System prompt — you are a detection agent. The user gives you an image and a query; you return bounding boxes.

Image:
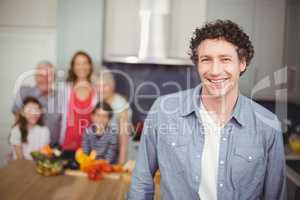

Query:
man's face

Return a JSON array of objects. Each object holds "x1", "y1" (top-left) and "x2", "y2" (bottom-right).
[
  {"x1": 196, "y1": 38, "x2": 246, "y2": 98},
  {"x1": 35, "y1": 64, "x2": 54, "y2": 94}
]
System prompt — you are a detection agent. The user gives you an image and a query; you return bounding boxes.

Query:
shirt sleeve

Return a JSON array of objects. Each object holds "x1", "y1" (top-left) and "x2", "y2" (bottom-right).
[
  {"x1": 104, "y1": 130, "x2": 118, "y2": 164},
  {"x1": 11, "y1": 86, "x2": 30, "y2": 114},
  {"x1": 113, "y1": 95, "x2": 129, "y2": 114},
  {"x1": 81, "y1": 128, "x2": 91, "y2": 154},
  {"x1": 9, "y1": 127, "x2": 21, "y2": 146},
  {"x1": 263, "y1": 121, "x2": 287, "y2": 200},
  {"x1": 127, "y1": 98, "x2": 159, "y2": 200}
]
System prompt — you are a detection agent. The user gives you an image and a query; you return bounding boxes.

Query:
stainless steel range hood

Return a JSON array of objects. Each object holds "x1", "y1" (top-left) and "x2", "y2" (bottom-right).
[{"x1": 104, "y1": 0, "x2": 192, "y2": 66}]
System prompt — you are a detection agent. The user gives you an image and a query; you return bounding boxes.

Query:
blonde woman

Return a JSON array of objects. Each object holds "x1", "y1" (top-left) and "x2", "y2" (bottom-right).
[{"x1": 93, "y1": 68, "x2": 132, "y2": 164}]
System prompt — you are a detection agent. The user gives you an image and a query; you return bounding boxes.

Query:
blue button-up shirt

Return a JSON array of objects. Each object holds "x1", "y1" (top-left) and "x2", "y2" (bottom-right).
[{"x1": 128, "y1": 85, "x2": 286, "y2": 200}]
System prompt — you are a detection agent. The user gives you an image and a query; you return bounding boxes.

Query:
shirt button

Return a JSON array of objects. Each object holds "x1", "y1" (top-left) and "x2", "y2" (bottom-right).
[
  {"x1": 248, "y1": 156, "x2": 253, "y2": 160},
  {"x1": 220, "y1": 160, "x2": 225, "y2": 165},
  {"x1": 219, "y1": 183, "x2": 224, "y2": 188},
  {"x1": 222, "y1": 137, "x2": 227, "y2": 141},
  {"x1": 171, "y1": 142, "x2": 176, "y2": 146}
]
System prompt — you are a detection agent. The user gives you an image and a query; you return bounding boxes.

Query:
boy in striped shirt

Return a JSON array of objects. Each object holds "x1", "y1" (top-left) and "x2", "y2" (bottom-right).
[{"x1": 82, "y1": 102, "x2": 118, "y2": 164}]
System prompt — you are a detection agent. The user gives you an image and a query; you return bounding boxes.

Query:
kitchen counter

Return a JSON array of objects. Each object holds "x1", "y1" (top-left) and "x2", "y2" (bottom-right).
[
  {"x1": 285, "y1": 145, "x2": 300, "y2": 188},
  {"x1": 0, "y1": 160, "x2": 130, "y2": 200}
]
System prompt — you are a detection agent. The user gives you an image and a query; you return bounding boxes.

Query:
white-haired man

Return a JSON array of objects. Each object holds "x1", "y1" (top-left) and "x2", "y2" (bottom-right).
[{"x1": 12, "y1": 60, "x2": 61, "y2": 146}]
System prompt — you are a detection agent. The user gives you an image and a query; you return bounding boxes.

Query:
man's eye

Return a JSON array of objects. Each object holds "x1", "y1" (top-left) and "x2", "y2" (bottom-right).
[
  {"x1": 222, "y1": 58, "x2": 231, "y2": 62},
  {"x1": 200, "y1": 59, "x2": 209, "y2": 62}
]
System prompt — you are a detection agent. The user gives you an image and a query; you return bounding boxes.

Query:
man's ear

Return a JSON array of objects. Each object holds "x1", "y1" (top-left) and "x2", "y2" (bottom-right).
[{"x1": 239, "y1": 58, "x2": 247, "y2": 73}]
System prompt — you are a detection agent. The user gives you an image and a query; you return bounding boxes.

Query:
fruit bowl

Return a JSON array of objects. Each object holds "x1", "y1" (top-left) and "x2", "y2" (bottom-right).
[
  {"x1": 34, "y1": 156, "x2": 64, "y2": 176},
  {"x1": 31, "y1": 146, "x2": 65, "y2": 176}
]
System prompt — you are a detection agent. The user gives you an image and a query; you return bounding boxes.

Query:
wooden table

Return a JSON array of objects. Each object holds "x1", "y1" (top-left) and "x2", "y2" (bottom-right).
[
  {"x1": 0, "y1": 160, "x2": 131, "y2": 200},
  {"x1": 285, "y1": 145, "x2": 300, "y2": 188}
]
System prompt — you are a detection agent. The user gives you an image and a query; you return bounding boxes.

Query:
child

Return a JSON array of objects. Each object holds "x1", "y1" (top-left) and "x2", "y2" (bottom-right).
[
  {"x1": 10, "y1": 97, "x2": 50, "y2": 160},
  {"x1": 81, "y1": 101, "x2": 118, "y2": 164}
]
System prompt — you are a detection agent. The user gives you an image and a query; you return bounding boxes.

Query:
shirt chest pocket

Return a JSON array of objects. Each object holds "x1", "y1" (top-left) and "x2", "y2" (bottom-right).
[
  {"x1": 230, "y1": 147, "x2": 266, "y2": 188},
  {"x1": 159, "y1": 135, "x2": 190, "y2": 174}
]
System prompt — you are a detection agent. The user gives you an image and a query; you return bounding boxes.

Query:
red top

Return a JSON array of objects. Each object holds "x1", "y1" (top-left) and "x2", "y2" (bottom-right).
[{"x1": 62, "y1": 89, "x2": 94, "y2": 151}]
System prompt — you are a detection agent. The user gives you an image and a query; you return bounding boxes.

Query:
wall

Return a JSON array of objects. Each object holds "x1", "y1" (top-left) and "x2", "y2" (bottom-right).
[
  {"x1": 284, "y1": 0, "x2": 300, "y2": 104},
  {"x1": 56, "y1": 0, "x2": 105, "y2": 70},
  {"x1": 207, "y1": 0, "x2": 287, "y2": 102},
  {"x1": 0, "y1": 0, "x2": 57, "y2": 166}
]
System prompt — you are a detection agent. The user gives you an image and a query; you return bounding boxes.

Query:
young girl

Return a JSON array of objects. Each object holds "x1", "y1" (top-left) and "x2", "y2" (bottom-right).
[
  {"x1": 10, "y1": 97, "x2": 50, "y2": 160},
  {"x1": 81, "y1": 102, "x2": 118, "y2": 164}
]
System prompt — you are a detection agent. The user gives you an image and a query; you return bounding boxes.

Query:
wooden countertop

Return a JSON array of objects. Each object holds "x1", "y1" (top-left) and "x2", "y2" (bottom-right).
[
  {"x1": 285, "y1": 145, "x2": 300, "y2": 187},
  {"x1": 0, "y1": 160, "x2": 131, "y2": 200}
]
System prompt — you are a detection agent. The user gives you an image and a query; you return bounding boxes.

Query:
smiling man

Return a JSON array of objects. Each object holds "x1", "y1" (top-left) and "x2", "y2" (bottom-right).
[{"x1": 128, "y1": 20, "x2": 286, "y2": 200}]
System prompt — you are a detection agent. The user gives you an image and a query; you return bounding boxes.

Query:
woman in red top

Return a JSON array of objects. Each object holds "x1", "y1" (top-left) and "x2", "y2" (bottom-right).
[{"x1": 60, "y1": 51, "x2": 97, "y2": 153}]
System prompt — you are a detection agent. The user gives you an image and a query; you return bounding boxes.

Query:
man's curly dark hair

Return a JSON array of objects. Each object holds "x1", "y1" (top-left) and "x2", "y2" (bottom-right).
[{"x1": 189, "y1": 19, "x2": 254, "y2": 75}]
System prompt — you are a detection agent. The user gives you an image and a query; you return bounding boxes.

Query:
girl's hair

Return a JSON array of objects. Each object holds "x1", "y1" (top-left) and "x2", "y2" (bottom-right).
[
  {"x1": 92, "y1": 101, "x2": 113, "y2": 119},
  {"x1": 66, "y1": 51, "x2": 94, "y2": 83},
  {"x1": 15, "y1": 97, "x2": 43, "y2": 143}
]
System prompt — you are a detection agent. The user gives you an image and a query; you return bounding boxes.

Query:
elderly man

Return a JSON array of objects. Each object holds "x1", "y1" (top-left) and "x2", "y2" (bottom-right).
[{"x1": 12, "y1": 60, "x2": 61, "y2": 146}]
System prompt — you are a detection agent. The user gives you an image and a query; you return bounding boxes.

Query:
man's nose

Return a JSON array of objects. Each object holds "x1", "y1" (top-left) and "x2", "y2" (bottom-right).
[{"x1": 210, "y1": 60, "x2": 222, "y2": 75}]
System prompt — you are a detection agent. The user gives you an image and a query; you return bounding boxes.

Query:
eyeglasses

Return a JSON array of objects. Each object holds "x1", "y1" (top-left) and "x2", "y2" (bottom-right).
[{"x1": 23, "y1": 107, "x2": 42, "y2": 115}]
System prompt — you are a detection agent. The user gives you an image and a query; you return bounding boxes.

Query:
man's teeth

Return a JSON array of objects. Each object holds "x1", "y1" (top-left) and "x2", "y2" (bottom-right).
[{"x1": 209, "y1": 79, "x2": 227, "y2": 83}]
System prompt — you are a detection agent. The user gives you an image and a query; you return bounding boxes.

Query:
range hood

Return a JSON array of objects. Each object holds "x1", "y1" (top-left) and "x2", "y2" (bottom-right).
[{"x1": 104, "y1": 0, "x2": 192, "y2": 66}]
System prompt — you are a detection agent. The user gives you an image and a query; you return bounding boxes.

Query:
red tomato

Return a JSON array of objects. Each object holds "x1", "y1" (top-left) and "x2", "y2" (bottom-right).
[{"x1": 100, "y1": 163, "x2": 113, "y2": 173}]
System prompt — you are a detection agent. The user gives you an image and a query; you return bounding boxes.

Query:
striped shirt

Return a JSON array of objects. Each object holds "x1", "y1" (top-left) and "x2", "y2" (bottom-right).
[{"x1": 81, "y1": 125, "x2": 118, "y2": 164}]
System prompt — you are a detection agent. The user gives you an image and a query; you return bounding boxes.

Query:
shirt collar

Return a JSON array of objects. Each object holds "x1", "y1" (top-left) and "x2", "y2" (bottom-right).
[
  {"x1": 179, "y1": 84, "x2": 202, "y2": 117},
  {"x1": 180, "y1": 84, "x2": 246, "y2": 127},
  {"x1": 35, "y1": 86, "x2": 55, "y2": 98},
  {"x1": 231, "y1": 94, "x2": 246, "y2": 127}
]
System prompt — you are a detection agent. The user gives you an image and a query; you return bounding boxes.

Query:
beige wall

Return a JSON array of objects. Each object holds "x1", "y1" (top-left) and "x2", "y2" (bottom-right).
[
  {"x1": 0, "y1": 0, "x2": 57, "y2": 166},
  {"x1": 56, "y1": 0, "x2": 105, "y2": 70},
  {"x1": 284, "y1": 0, "x2": 300, "y2": 104}
]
